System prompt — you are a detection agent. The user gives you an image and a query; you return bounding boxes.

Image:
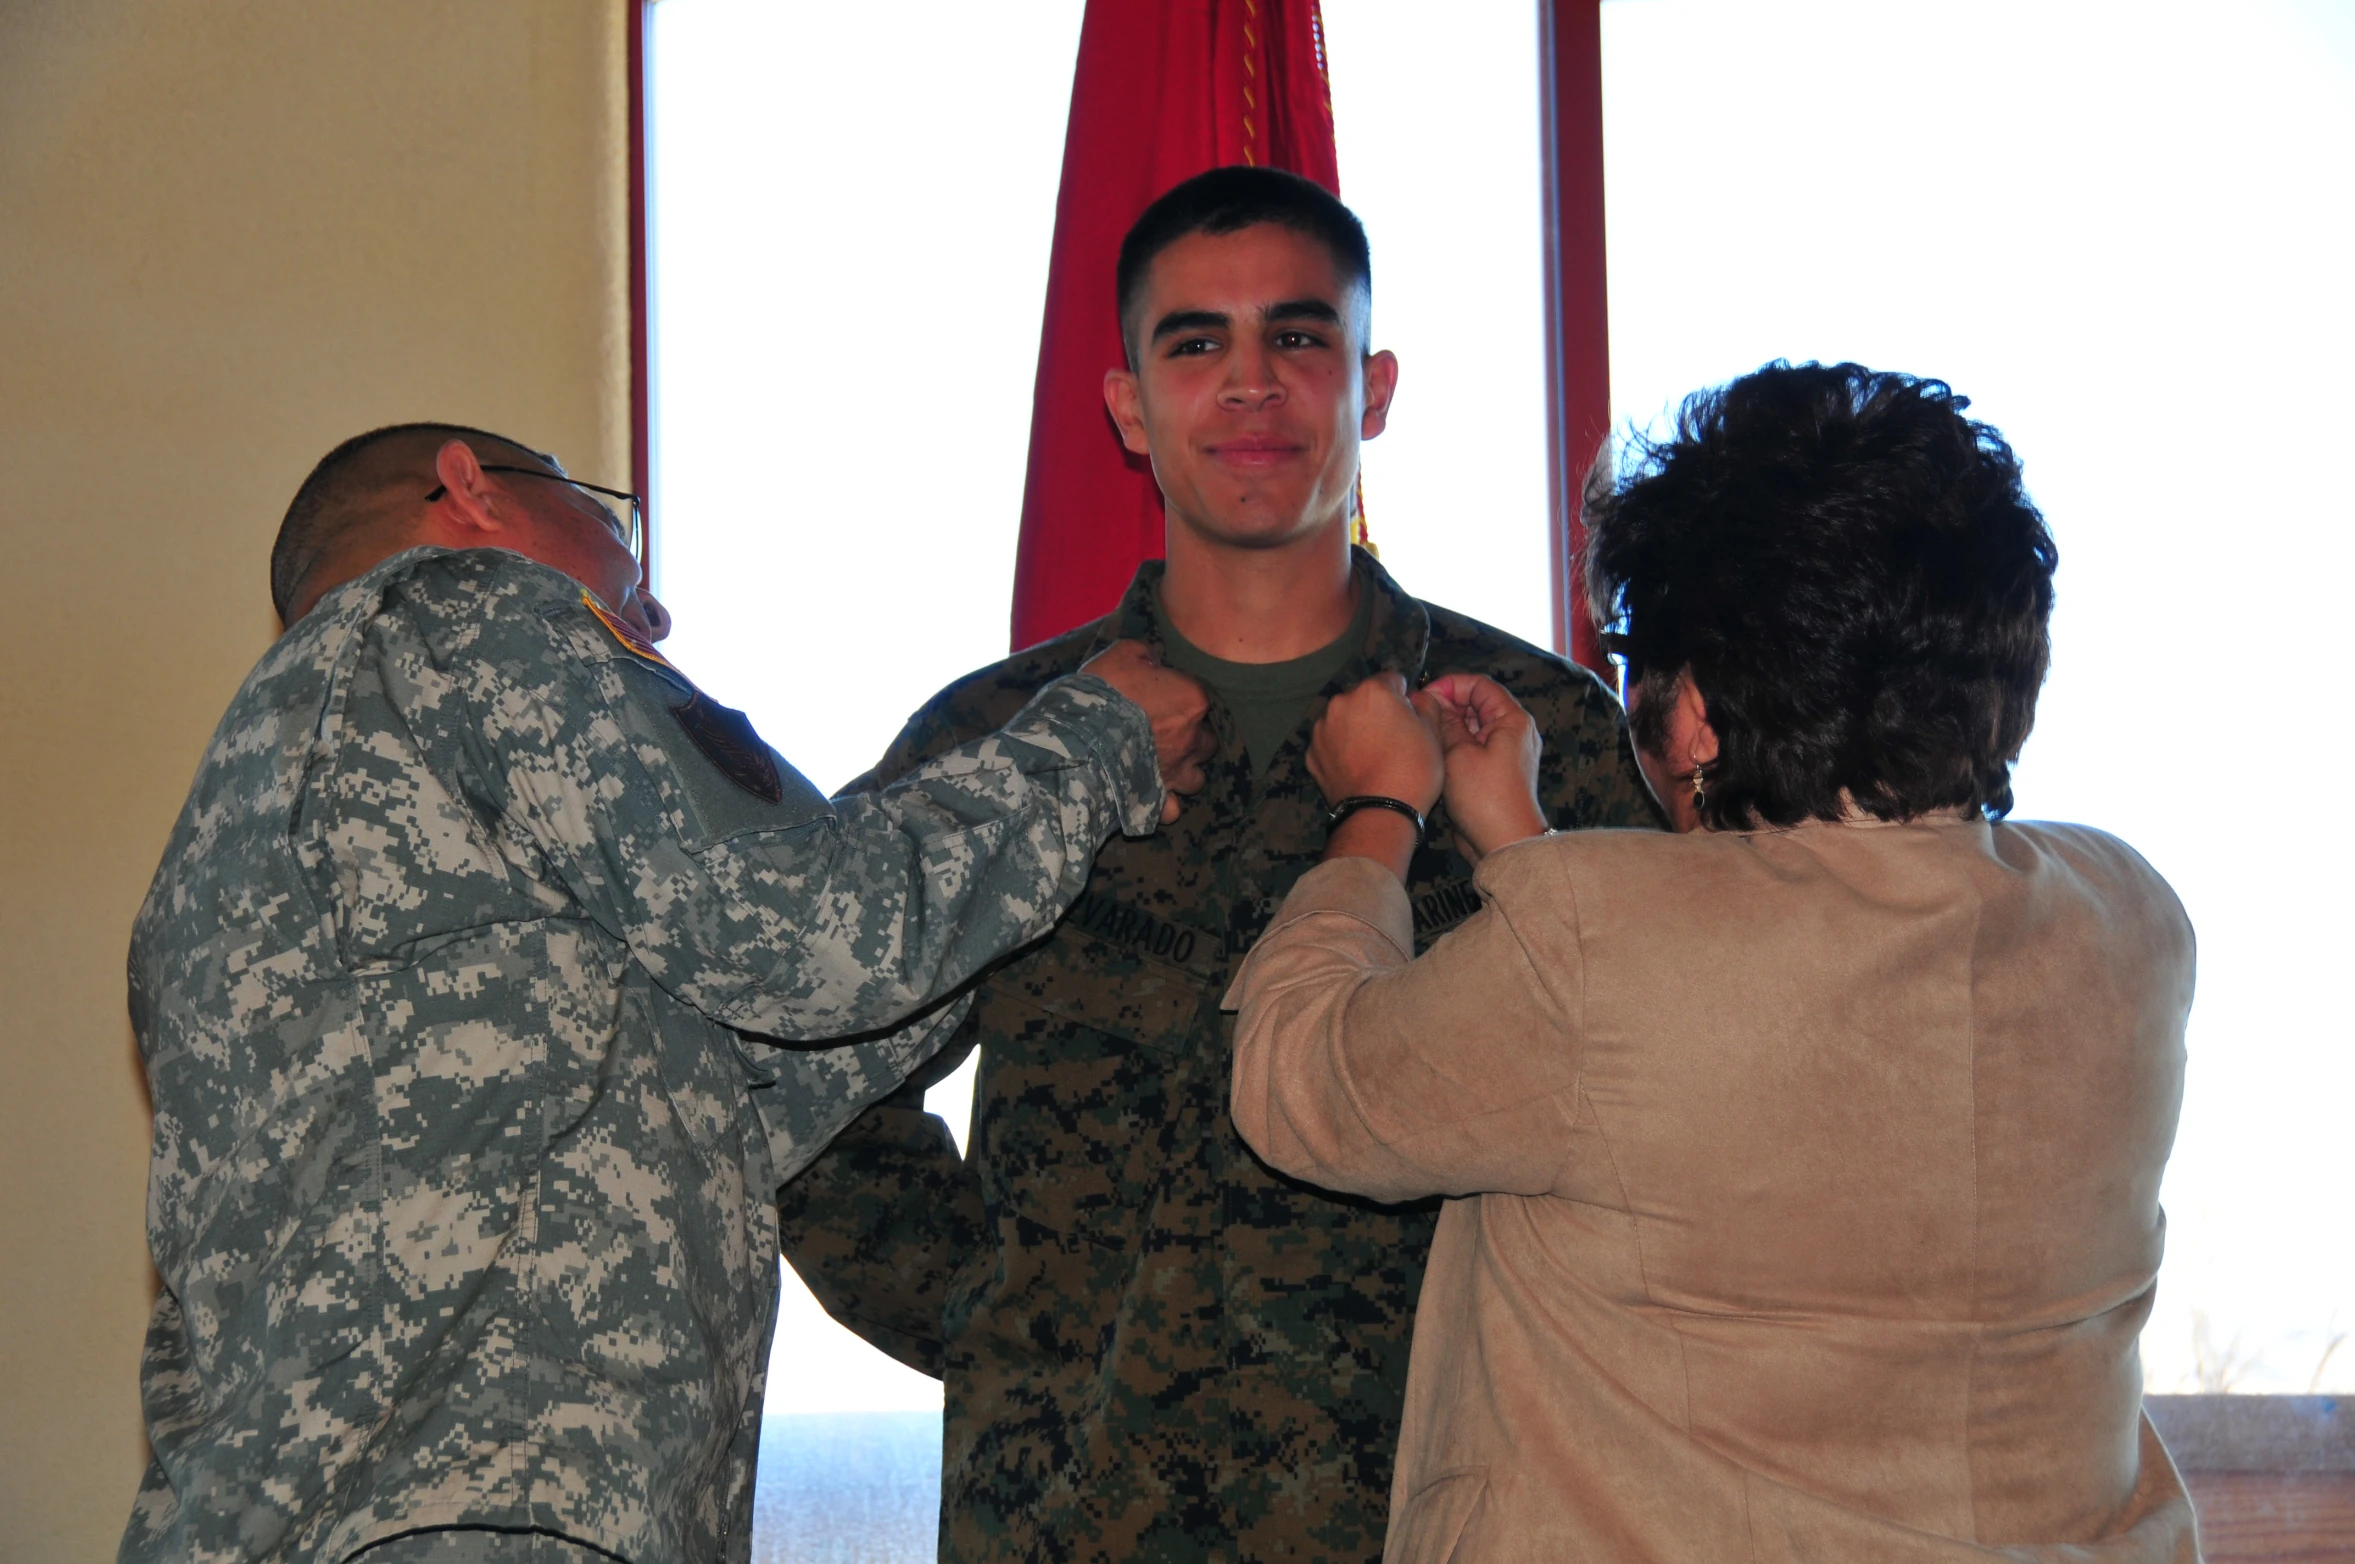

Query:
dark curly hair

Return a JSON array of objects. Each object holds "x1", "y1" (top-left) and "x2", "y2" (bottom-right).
[{"x1": 1583, "y1": 361, "x2": 2057, "y2": 828}]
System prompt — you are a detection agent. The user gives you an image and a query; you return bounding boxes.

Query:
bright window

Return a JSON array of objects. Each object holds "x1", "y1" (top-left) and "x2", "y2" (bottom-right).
[
  {"x1": 648, "y1": 0, "x2": 1087, "y2": 1430},
  {"x1": 1602, "y1": 0, "x2": 2355, "y2": 1392},
  {"x1": 1322, "y1": 2, "x2": 1553, "y2": 646}
]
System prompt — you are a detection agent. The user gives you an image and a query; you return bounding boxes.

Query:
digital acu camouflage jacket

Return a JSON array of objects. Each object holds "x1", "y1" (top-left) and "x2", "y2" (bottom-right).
[
  {"x1": 125, "y1": 548, "x2": 1162, "y2": 1564},
  {"x1": 777, "y1": 551, "x2": 1659, "y2": 1563}
]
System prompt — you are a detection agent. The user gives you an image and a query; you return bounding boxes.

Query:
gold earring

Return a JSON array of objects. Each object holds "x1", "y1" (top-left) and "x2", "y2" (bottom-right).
[{"x1": 1690, "y1": 762, "x2": 1706, "y2": 812}]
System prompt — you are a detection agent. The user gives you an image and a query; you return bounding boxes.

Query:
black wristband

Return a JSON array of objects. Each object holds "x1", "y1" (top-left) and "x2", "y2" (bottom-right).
[{"x1": 1324, "y1": 795, "x2": 1427, "y2": 842}]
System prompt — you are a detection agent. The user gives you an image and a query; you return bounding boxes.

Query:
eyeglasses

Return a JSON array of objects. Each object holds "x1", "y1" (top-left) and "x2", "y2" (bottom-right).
[{"x1": 426, "y1": 465, "x2": 644, "y2": 565}]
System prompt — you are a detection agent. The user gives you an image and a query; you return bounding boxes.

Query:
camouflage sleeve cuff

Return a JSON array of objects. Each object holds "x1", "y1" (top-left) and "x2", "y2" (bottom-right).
[{"x1": 1012, "y1": 670, "x2": 1166, "y2": 839}]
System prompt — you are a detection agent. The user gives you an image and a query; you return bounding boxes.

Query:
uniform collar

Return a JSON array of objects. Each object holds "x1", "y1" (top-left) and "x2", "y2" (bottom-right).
[{"x1": 1089, "y1": 545, "x2": 1432, "y2": 688}]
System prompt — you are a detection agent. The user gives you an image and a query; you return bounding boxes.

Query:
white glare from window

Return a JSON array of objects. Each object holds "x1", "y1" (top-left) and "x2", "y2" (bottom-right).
[
  {"x1": 649, "y1": 0, "x2": 1087, "y2": 1431},
  {"x1": 1602, "y1": 0, "x2": 2355, "y2": 1392},
  {"x1": 1322, "y1": 1, "x2": 1553, "y2": 648}
]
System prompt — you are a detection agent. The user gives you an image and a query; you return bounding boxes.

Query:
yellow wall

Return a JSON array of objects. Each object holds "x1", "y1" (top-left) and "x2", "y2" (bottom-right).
[{"x1": 0, "y1": 4, "x2": 630, "y2": 1555}]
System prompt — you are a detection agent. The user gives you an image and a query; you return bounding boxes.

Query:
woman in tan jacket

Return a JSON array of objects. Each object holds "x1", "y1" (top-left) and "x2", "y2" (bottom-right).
[{"x1": 1227, "y1": 363, "x2": 2198, "y2": 1562}]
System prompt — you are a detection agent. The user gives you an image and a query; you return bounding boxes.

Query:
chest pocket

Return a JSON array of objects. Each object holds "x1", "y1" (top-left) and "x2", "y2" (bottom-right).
[{"x1": 973, "y1": 909, "x2": 1220, "y2": 1250}]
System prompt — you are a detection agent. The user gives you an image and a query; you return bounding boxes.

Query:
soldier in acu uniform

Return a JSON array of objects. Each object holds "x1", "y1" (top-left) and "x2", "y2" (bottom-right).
[
  {"x1": 777, "y1": 169, "x2": 1660, "y2": 1562},
  {"x1": 124, "y1": 423, "x2": 1211, "y2": 1564}
]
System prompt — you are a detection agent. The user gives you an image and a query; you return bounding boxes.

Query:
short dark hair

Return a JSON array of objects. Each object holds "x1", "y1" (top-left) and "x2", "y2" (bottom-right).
[
  {"x1": 1115, "y1": 165, "x2": 1372, "y2": 365},
  {"x1": 1584, "y1": 361, "x2": 2058, "y2": 827},
  {"x1": 271, "y1": 421, "x2": 543, "y2": 623}
]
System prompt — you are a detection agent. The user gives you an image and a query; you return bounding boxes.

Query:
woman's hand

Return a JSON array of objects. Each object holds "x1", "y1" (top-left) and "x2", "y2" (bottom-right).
[
  {"x1": 1308, "y1": 672, "x2": 1445, "y2": 812},
  {"x1": 1308, "y1": 673, "x2": 1444, "y2": 882},
  {"x1": 1415, "y1": 673, "x2": 1547, "y2": 864}
]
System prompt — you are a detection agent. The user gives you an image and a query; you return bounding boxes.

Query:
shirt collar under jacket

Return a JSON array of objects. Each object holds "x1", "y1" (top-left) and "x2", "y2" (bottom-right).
[{"x1": 1085, "y1": 544, "x2": 1434, "y2": 695}]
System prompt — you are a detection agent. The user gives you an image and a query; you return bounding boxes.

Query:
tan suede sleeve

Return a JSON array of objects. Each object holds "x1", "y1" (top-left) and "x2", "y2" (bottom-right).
[{"x1": 1225, "y1": 844, "x2": 1586, "y2": 1203}]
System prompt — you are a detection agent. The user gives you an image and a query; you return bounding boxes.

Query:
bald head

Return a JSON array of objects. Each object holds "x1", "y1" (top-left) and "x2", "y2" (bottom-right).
[{"x1": 271, "y1": 422, "x2": 550, "y2": 624}]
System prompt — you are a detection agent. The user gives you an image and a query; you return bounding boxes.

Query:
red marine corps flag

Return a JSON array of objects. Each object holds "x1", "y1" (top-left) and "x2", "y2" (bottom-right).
[{"x1": 1009, "y1": 0, "x2": 1343, "y2": 651}]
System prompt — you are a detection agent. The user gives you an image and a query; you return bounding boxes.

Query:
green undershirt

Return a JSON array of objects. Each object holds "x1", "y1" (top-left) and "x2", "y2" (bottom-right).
[{"x1": 1159, "y1": 586, "x2": 1374, "y2": 780}]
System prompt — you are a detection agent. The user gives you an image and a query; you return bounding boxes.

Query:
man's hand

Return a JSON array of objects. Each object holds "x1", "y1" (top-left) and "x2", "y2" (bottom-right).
[
  {"x1": 1413, "y1": 673, "x2": 1547, "y2": 863},
  {"x1": 1083, "y1": 640, "x2": 1214, "y2": 824}
]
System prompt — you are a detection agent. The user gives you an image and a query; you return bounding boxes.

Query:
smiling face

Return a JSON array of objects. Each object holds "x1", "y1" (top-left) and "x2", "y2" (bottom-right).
[{"x1": 1104, "y1": 223, "x2": 1397, "y2": 555}]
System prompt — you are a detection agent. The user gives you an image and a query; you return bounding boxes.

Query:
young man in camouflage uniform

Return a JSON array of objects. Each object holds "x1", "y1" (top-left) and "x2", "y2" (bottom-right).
[
  {"x1": 777, "y1": 168, "x2": 1659, "y2": 1561},
  {"x1": 125, "y1": 423, "x2": 1211, "y2": 1564}
]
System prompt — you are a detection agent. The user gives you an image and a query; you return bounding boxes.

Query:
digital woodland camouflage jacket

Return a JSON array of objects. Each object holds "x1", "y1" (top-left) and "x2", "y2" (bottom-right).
[
  {"x1": 778, "y1": 552, "x2": 1660, "y2": 1563},
  {"x1": 124, "y1": 548, "x2": 1163, "y2": 1564}
]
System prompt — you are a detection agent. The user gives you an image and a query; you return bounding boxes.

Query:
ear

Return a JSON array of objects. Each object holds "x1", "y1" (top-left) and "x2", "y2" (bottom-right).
[
  {"x1": 427, "y1": 439, "x2": 514, "y2": 540},
  {"x1": 1104, "y1": 368, "x2": 1151, "y2": 457},
  {"x1": 1681, "y1": 676, "x2": 1720, "y2": 767},
  {"x1": 1360, "y1": 349, "x2": 1399, "y2": 441}
]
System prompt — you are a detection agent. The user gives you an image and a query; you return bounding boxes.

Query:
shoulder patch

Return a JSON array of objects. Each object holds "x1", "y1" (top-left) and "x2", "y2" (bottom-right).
[
  {"x1": 581, "y1": 589, "x2": 683, "y2": 675},
  {"x1": 581, "y1": 590, "x2": 784, "y2": 805},
  {"x1": 672, "y1": 690, "x2": 785, "y2": 804}
]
